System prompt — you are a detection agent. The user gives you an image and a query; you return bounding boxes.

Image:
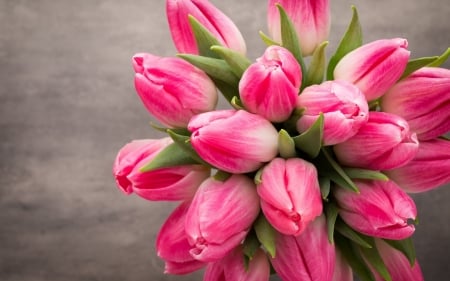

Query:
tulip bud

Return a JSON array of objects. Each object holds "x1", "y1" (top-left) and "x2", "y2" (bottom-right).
[
  {"x1": 166, "y1": 0, "x2": 246, "y2": 55},
  {"x1": 271, "y1": 215, "x2": 336, "y2": 281},
  {"x1": 267, "y1": 0, "x2": 330, "y2": 56},
  {"x1": 113, "y1": 138, "x2": 210, "y2": 201},
  {"x1": 257, "y1": 158, "x2": 322, "y2": 236},
  {"x1": 333, "y1": 111, "x2": 419, "y2": 171},
  {"x1": 156, "y1": 201, "x2": 206, "y2": 274},
  {"x1": 185, "y1": 175, "x2": 260, "y2": 262},
  {"x1": 334, "y1": 38, "x2": 410, "y2": 101},
  {"x1": 297, "y1": 80, "x2": 369, "y2": 145},
  {"x1": 239, "y1": 46, "x2": 301, "y2": 122},
  {"x1": 332, "y1": 248, "x2": 353, "y2": 281},
  {"x1": 381, "y1": 67, "x2": 450, "y2": 140},
  {"x1": 188, "y1": 110, "x2": 279, "y2": 173},
  {"x1": 385, "y1": 138, "x2": 450, "y2": 193},
  {"x1": 133, "y1": 53, "x2": 218, "y2": 128},
  {"x1": 334, "y1": 179, "x2": 417, "y2": 240}
]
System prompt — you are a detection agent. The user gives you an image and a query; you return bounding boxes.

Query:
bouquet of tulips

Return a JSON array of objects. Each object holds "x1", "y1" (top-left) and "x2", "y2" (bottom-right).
[{"x1": 113, "y1": 0, "x2": 450, "y2": 280}]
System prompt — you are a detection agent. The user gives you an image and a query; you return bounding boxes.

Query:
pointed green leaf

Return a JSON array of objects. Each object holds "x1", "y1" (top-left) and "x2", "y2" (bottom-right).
[
  {"x1": 319, "y1": 177, "x2": 331, "y2": 200},
  {"x1": 259, "y1": 30, "x2": 280, "y2": 46},
  {"x1": 211, "y1": 78, "x2": 239, "y2": 103},
  {"x1": 167, "y1": 129, "x2": 211, "y2": 167},
  {"x1": 243, "y1": 230, "x2": 261, "y2": 262},
  {"x1": 213, "y1": 170, "x2": 232, "y2": 182},
  {"x1": 292, "y1": 113, "x2": 324, "y2": 158},
  {"x1": 383, "y1": 238, "x2": 416, "y2": 266},
  {"x1": 400, "y1": 56, "x2": 438, "y2": 80},
  {"x1": 359, "y1": 238, "x2": 392, "y2": 281},
  {"x1": 230, "y1": 96, "x2": 244, "y2": 110},
  {"x1": 327, "y1": 6, "x2": 363, "y2": 80},
  {"x1": 343, "y1": 168, "x2": 389, "y2": 181},
  {"x1": 325, "y1": 203, "x2": 339, "y2": 244},
  {"x1": 140, "y1": 142, "x2": 200, "y2": 172},
  {"x1": 254, "y1": 168, "x2": 264, "y2": 185},
  {"x1": 428, "y1": 47, "x2": 450, "y2": 67},
  {"x1": 254, "y1": 214, "x2": 277, "y2": 258},
  {"x1": 305, "y1": 41, "x2": 328, "y2": 87},
  {"x1": 278, "y1": 129, "x2": 297, "y2": 158},
  {"x1": 149, "y1": 122, "x2": 190, "y2": 135},
  {"x1": 335, "y1": 220, "x2": 372, "y2": 249},
  {"x1": 210, "y1": 45, "x2": 252, "y2": 78},
  {"x1": 188, "y1": 15, "x2": 222, "y2": 58}
]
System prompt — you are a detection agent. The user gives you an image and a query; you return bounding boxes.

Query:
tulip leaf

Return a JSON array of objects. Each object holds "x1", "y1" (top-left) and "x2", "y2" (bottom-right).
[
  {"x1": 305, "y1": 41, "x2": 329, "y2": 87},
  {"x1": 211, "y1": 78, "x2": 240, "y2": 103},
  {"x1": 327, "y1": 5, "x2": 363, "y2": 80},
  {"x1": 325, "y1": 203, "x2": 339, "y2": 244},
  {"x1": 167, "y1": 129, "x2": 211, "y2": 167},
  {"x1": 383, "y1": 238, "x2": 416, "y2": 266},
  {"x1": 259, "y1": 30, "x2": 281, "y2": 46},
  {"x1": 292, "y1": 113, "x2": 324, "y2": 158},
  {"x1": 359, "y1": 238, "x2": 393, "y2": 281},
  {"x1": 400, "y1": 56, "x2": 438, "y2": 80},
  {"x1": 254, "y1": 214, "x2": 277, "y2": 258},
  {"x1": 335, "y1": 220, "x2": 372, "y2": 249},
  {"x1": 213, "y1": 170, "x2": 232, "y2": 182},
  {"x1": 230, "y1": 96, "x2": 244, "y2": 110},
  {"x1": 428, "y1": 47, "x2": 450, "y2": 67},
  {"x1": 343, "y1": 168, "x2": 389, "y2": 181},
  {"x1": 254, "y1": 168, "x2": 264, "y2": 185},
  {"x1": 139, "y1": 142, "x2": 200, "y2": 172},
  {"x1": 188, "y1": 15, "x2": 222, "y2": 59},
  {"x1": 243, "y1": 230, "x2": 260, "y2": 264},
  {"x1": 278, "y1": 129, "x2": 297, "y2": 158},
  {"x1": 319, "y1": 177, "x2": 331, "y2": 200},
  {"x1": 149, "y1": 122, "x2": 190, "y2": 135},
  {"x1": 210, "y1": 45, "x2": 252, "y2": 78}
]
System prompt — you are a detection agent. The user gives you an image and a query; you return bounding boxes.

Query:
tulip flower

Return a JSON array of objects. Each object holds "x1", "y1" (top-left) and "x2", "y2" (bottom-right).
[
  {"x1": 334, "y1": 179, "x2": 417, "y2": 240},
  {"x1": 113, "y1": 138, "x2": 210, "y2": 201},
  {"x1": 333, "y1": 111, "x2": 419, "y2": 171},
  {"x1": 257, "y1": 158, "x2": 322, "y2": 236},
  {"x1": 297, "y1": 80, "x2": 369, "y2": 145},
  {"x1": 385, "y1": 138, "x2": 450, "y2": 193},
  {"x1": 332, "y1": 249, "x2": 353, "y2": 281},
  {"x1": 156, "y1": 201, "x2": 206, "y2": 274},
  {"x1": 133, "y1": 53, "x2": 217, "y2": 128},
  {"x1": 271, "y1": 215, "x2": 336, "y2": 281},
  {"x1": 239, "y1": 45, "x2": 302, "y2": 122},
  {"x1": 267, "y1": 0, "x2": 330, "y2": 56},
  {"x1": 185, "y1": 175, "x2": 260, "y2": 262},
  {"x1": 166, "y1": 0, "x2": 246, "y2": 55},
  {"x1": 188, "y1": 110, "x2": 279, "y2": 173},
  {"x1": 381, "y1": 67, "x2": 450, "y2": 140},
  {"x1": 334, "y1": 38, "x2": 410, "y2": 101}
]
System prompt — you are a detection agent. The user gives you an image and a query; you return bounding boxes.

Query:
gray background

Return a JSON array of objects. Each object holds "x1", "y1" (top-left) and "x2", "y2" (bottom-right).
[{"x1": 0, "y1": 0, "x2": 449, "y2": 280}]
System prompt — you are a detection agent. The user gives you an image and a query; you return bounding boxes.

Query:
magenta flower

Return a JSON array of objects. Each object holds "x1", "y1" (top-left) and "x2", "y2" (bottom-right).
[
  {"x1": 188, "y1": 110, "x2": 279, "y2": 173},
  {"x1": 267, "y1": 0, "x2": 330, "y2": 56},
  {"x1": 271, "y1": 215, "x2": 336, "y2": 281},
  {"x1": 113, "y1": 138, "x2": 210, "y2": 201},
  {"x1": 297, "y1": 80, "x2": 369, "y2": 145},
  {"x1": 257, "y1": 158, "x2": 322, "y2": 236},
  {"x1": 185, "y1": 175, "x2": 260, "y2": 262},
  {"x1": 333, "y1": 111, "x2": 419, "y2": 171},
  {"x1": 386, "y1": 138, "x2": 450, "y2": 193},
  {"x1": 381, "y1": 67, "x2": 450, "y2": 140},
  {"x1": 334, "y1": 179, "x2": 417, "y2": 240},
  {"x1": 133, "y1": 53, "x2": 217, "y2": 128},
  {"x1": 334, "y1": 38, "x2": 410, "y2": 101},
  {"x1": 166, "y1": 0, "x2": 246, "y2": 55},
  {"x1": 239, "y1": 45, "x2": 301, "y2": 122}
]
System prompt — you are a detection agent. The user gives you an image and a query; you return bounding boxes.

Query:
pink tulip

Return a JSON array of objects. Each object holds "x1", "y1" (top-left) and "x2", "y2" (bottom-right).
[
  {"x1": 271, "y1": 215, "x2": 336, "y2": 281},
  {"x1": 334, "y1": 38, "x2": 410, "y2": 101},
  {"x1": 188, "y1": 110, "x2": 279, "y2": 173},
  {"x1": 385, "y1": 138, "x2": 450, "y2": 193},
  {"x1": 185, "y1": 175, "x2": 260, "y2": 262},
  {"x1": 381, "y1": 67, "x2": 450, "y2": 140},
  {"x1": 113, "y1": 138, "x2": 210, "y2": 201},
  {"x1": 166, "y1": 0, "x2": 246, "y2": 55},
  {"x1": 156, "y1": 201, "x2": 206, "y2": 274},
  {"x1": 297, "y1": 80, "x2": 369, "y2": 145},
  {"x1": 267, "y1": 0, "x2": 330, "y2": 56},
  {"x1": 334, "y1": 179, "x2": 417, "y2": 240},
  {"x1": 333, "y1": 111, "x2": 419, "y2": 171},
  {"x1": 133, "y1": 53, "x2": 217, "y2": 128},
  {"x1": 257, "y1": 158, "x2": 322, "y2": 236},
  {"x1": 332, "y1": 249, "x2": 353, "y2": 281}
]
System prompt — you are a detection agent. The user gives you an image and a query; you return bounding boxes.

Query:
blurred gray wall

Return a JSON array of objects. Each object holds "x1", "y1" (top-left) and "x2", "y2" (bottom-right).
[{"x1": 0, "y1": 0, "x2": 449, "y2": 280}]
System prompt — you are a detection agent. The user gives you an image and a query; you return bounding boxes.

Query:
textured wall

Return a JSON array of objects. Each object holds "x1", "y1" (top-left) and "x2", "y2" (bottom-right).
[{"x1": 0, "y1": 0, "x2": 449, "y2": 280}]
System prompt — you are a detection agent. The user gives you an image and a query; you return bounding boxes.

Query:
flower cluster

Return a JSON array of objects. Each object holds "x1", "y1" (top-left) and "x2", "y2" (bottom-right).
[{"x1": 113, "y1": 0, "x2": 450, "y2": 280}]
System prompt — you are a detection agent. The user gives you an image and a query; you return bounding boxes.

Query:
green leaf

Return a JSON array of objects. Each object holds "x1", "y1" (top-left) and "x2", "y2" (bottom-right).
[
  {"x1": 243, "y1": 230, "x2": 261, "y2": 262},
  {"x1": 140, "y1": 142, "x2": 200, "y2": 172},
  {"x1": 327, "y1": 5, "x2": 363, "y2": 80},
  {"x1": 335, "y1": 220, "x2": 372, "y2": 249},
  {"x1": 278, "y1": 129, "x2": 297, "y2": 158},
  {"x1": 359, "y1": 238, "x2": 392, "y2": 281},
  {"x1": 325, "y1": 203, "x2": 339, "y2": 244},
  {"x1": 400, "y1": 56, "x2": 438, "y2": 80},
  {"x1": 428, "y1": 47, "x2": 450, "y2": 67},
  {"x1": 305, "y1": 41, "x2": 328, "y2": 87},
  {"x1": 254, "y1": 214, "x2": 277, "y2": 258},
  {"x1": 188, "y1": 15, "x2": 222, "y2": 58},
  {"x1": 383, "y1": 237, "x2": 416, "y2": 266},
  {"x1": 230, "y1": 96, "x2": 244, "y2": 110},
  {"x1": 213, "y1": 170, "x2": 232, "y2": 182},
  {"x1": 343, "y1": 168, "x2": 389, "y2": 181},
  {"x1": 259, "y1": 31, "x2": 280, "y2": 46},
  {"x1": 319, "y1": 177, "x2": 331, "y2": 200},
  {"x1": 292, "y1": 113, "x2": 324, "y2": 158},
  {"x1": 167, "y1": 129, "x2": 210, "y2": 167},
  {"x1": 210, "y1": 45, "x2": 252, "y2": 78},
  {"x1": 211, "y1": 78, "x2": 240, "y2": 103}
]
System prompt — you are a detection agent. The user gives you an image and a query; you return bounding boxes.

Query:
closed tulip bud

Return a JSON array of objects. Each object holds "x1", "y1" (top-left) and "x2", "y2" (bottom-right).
[
  {"x1": 133, "y1": 53, "x2": 217, "y2": 128},
  {"x1": 257, "y1": 158, "x2": 322, "y2": 236},
  {"x1": 166, "y1": 0, "x2": 246, "y2": 55},
  {"x1": 156, "y1": 201, "x2": 206, "y2": 275},
  {"x1": 297, "y1": 80, "x2": 369, "y2": 145},
  {"x1": 332, "y1": 249, "x2": 353, "y2": 281},
  {"x1": 381, "y1": 67, "x2": 450, "y2": 140},
  {"x1": 334, "y1": 38, "x2": 410, "y2": 101},
  {"x1": 333, "y1": 112, "x2": 419, "y2": 171},
  {"x1": 185, "y1": 175, "x2": 260, "y2": 262},
  {"x1": 271, "y1": 215, "x2": 336, "y2": 281},
  {"x1": 113, "y1": 138, "x2": 210, "y2": 201},
  {"x1": 267, "y1": 0, "x2": 330, "y2": 56},
  {"x1": 239, "y1": 46, "x2": 301, "y2": 122},
  {"x1": 188, "y1": 110, "x2": 279, "y2": 173},
  {"x1": 334, "y1": 179, "x2": 417, "y2": 240},
  {"x1": 385, "y1": 138, "x2": 450, "y2": 193}
]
